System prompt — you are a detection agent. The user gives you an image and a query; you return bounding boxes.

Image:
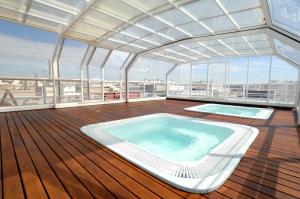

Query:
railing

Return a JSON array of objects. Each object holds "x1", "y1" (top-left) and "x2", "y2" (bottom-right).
[
  {"x1": 129, "y1": 81, "x2": 166, "y2": 99},
  {"x1": 168, "y1": 82, "x2": 299, "y2": 105},
  {"x1": 0, "y1": 78, "x2": 168, "y2": 108},
  {"x1": 0, "y1": 78, "x2": 54, "y2": 107}
]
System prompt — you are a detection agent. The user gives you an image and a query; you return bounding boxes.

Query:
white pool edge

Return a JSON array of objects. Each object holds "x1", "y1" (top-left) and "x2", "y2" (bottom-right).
[
  {"x1": 80, "y1": 113, "x2": 259, "y2": 193},
  {"x1": 185, "y1": 103, "x2": 274, "y2": 119}
]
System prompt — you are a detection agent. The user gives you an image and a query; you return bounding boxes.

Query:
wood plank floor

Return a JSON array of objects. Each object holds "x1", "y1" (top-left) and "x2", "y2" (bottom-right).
[{"x1": 0, "y1": 99, "x2": 299, "y2": 199}]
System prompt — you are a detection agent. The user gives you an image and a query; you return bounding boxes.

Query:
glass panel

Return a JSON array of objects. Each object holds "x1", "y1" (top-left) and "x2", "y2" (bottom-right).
[
  {"x1": 178, "y1": 64, "x2": 191, "y2": 96},
  {"x1": 121, "y1": 25, "x2": 150, "y2": 38},
  {"x1": 219, "y1": 0, "x2": 260, "y2": 13},
  {"x1": 137, "y1": 17, "x2": 169, "y2": 32},
  {"x1": 268, "y1": 0, "x2": 300, "y2": 37},
  {"x1": 59, "y1": 39, "x2": 87, "y2": 79},
  {"x1": 208, "y1": 62, "x2": 227, "y2": 98},
  {"x1": 247, "y1": 56, "x2": 271, "y2": 102},
  {"x1": 70, "y1": 21, "x2": 108, "y2": 38},
  {"x1": 228, "y1": 58, "x2": 248, "y2": 99},
  {"x1": 156, "y1": 8, "x2": 193, "y2": 26},
  {"x1": 269, "y1": 56, "x2": 299, "y2": 104},
  {"x1": 108, "y1": 33, "x2": 137, "y2": 43},
  {"x1": 57, "y1": 80, "x2": 81, "y2": 103},
  {"x1": 131, "y1": 40, "x2": 156, "y2": 49},
  {"x1": 202, "y1": 15, "x2": 235, "y2": 32},
  {"x1": 181, "y1": 0, "x2": 223, "y2": 20},
  {"x1": 167, "y1": 66, "x2": 179, "y2": 96},
  {"x1": 0, "y1": 79, "x2": 54, "y2": 106},
  {"x1": 0, "y1": 20, "x2": 57, "y2": 78},
  {"x1": 104, "y1": 50, "x2": 129, "y2": 81},
  {"x1": 88, "y1": 48, "x2": 110, "y2": 80},
  {"x1": 158, "y1": 28, "x2": 186, "y2": 39},
  {"x1": 81, "y1": 10, "x2": 124, "y2": 29},
  {"x1": 0, "y1": 0, "x2": 25, "y2": 20},
  {"x1": 124, "y1": 0, "x2": 167, "y2": 11},
  {"x1": 273, "y1": 38, "x2": 300, "y2": 65},
  {"x1": 177, "y1": 22, "x2": 209, "y2": 36},
  {"x1": 26, "y1": 15, "x2": 64, "y2": 31},
  {"x1": 129, "y1": 57, "x2": 173, "y2": 99},
  {"x1": 192, "y1": 63, "x2": 208, "y2": 97},
  {"x1": 143, "y1": 33, "x2": 170, "y2": 44},
  {"x1": 29, "y1": 1, "x2": 73, "y2": 24},
  {"x1": 65, "y1": 30, "x2": 98, "y2": 41},
  {"x1": 94, "y1": 0, "x2": 142, "y2": 20},
  {"x1": 231, "y1": 8, "x2": 265, "y2": 28}
]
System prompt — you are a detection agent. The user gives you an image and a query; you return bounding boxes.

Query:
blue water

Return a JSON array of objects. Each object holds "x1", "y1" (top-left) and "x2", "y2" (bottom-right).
[
  {"x1": 103, "y1": 116, "x2": 234, "y2": 162},
  {"x1": 196, "y1": 104, "x2": 261, "y2": 117}
]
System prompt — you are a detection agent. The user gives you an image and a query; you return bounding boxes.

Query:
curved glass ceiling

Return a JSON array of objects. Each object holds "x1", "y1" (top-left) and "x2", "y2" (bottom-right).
[{"x1": 0, "y1": 0, "x2": 299, "y2": 67}]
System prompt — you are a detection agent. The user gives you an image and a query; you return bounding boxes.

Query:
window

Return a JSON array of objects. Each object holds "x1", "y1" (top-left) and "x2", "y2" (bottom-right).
[
  {"x1": 167, "y1": 66, "x2": 180, "y2": 96},
  {"x1": 192, "y1": 63, "x2": 208, "y2": 97},
  {"x1": 208, "y1": 62, "x2": 227, "y2": 98},
  {"x1": 129, "y1": 57, "x2": 173, "y2": 99},
  {"x1": 178, "y1": 64, "x2": 191, "y2": 96},
  {"x1": 268, "y1": 0, "x2": 300, "y2": 37},
  {"x1": 273, "y1": 38, "x2": 300, "y2": 65},
  {"x1": 228, "y1": 57, "x2": 248, "y2": 99},
  {"x1": 269, "y1": 56, "x2": 299, "y2": 104},
  {"x1": 88, "y1": 48, "x2": 110, "y2": 80},
  {"x1": 0, "y1": 20, "x2": 57, "y2": 78},
  {"x1": 104, "y1": 50, "x2": 129, "y2": 81},
  {"x1": 59, "y1": 39, "x2": 87, "y2": 79},
  {"x1": 247, "y1": 56, "x2": 271, "y2": 102}
]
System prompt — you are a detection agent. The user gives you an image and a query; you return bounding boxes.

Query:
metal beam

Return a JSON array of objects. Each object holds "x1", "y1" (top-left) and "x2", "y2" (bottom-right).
[
  {"x1": 260, "y1": 0, "x2": 272, "y2": 26},
  {"x1": 138, "y1": 27, "x2": 268, "y2": 57},
  {"x1": 50, "y1": 37, "x2": 64, "y2": 105},
  {"x1": 276, "y1": 54, "x2": 300, "y2": 69},
  {"x1": 80, "y1": 45, "x2": 96, "y2": 102},
  {"x1": 51, "y1": 37, "x2": 64, "y2": 79},
  {"x1": 125, "y1": 54, "x2": 139, "y2": 102},
  {"x1": 22, "y1": 0, "x2": 32, "y2": 23},
  {"x1": 120, "y1": 54, "x2": 133, "y2": 70}
]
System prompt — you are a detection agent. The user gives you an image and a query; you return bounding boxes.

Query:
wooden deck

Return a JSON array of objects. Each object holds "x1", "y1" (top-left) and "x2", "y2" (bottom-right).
[{"x1": 0, "y1": 99, "x2": 299, "y2": 199}]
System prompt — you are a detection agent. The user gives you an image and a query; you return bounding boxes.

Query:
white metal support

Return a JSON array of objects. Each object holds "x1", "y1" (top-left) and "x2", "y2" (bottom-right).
[
  {"x1": 226, "y1": 59, "x2": 231, "y2": 98},
  {"x1": 295, "y1": 69, "x2": 300, "y2": 108},
  {"x1": 50, "y1": 37, "x2": 64, "y2": 106},
  {"x1": 22, "y1": 0, "x2": 32, "y2": 23},
  {"x1": 119, "y1": 54, "x2": 132, "y2": 100},
  {"x1": 125, "y1": 54, "x2": 139, "y2": 102},
  {"x1": 206, "y1": 63, "x2": 210, "y2": 97},
  {"x1": 267, "y1": 56, "x2": 273, "y2": 103},
  {"x1": 245, "y1": 57, "x2": 250, "y2": 101},
  {"x1": 100, "y1": 50, "x2": 113, "y2": 101},
  {"x1": 80, "y1": 45, "x2": 96, "y2": 102},
  {"x1": 166, "y1": 64, "x2": 178, "y2": 97},
  {"x1": 189, "y1": 63, "x2": 192, "y2": 97},
  {"x1": 260, "y1": 0, "x2": 272, "y2": 27}
]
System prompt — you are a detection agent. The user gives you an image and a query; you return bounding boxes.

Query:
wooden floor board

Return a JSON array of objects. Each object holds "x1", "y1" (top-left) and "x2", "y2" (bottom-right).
[{"x1": 0, "y1": 100, "x2": 299, "y2": 199}]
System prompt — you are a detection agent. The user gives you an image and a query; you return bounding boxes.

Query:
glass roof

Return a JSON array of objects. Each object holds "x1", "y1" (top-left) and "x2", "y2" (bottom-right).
[
  {"x1": 0, "y1": 0, "x2": 299, "y2": 67},
  {"x1": 268, "y1": 0, "x2": 300, "y2": 37}
]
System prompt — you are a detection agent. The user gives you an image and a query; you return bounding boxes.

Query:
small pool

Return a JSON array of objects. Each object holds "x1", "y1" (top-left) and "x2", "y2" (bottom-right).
[
  {"x1": 81, "y1": 113, "x2": 258, "y2": 193},
  {"x1": 185, "y1": 104, "x2": 273, "y2": 119}
]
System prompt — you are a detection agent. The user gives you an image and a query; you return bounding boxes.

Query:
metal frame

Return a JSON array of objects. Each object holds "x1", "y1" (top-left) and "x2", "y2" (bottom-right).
[
  {"x1": 100, "y1": 50, "x2": 113, "y2": 101},
  {"x1": 125, "y1": 54, "x2": 139, "y2": 102}
]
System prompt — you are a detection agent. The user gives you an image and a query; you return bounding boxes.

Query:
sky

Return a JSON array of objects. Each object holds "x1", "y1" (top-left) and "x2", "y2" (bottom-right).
[{"x1": 0, "y1": 19, "x2": 299, "y2": 83}]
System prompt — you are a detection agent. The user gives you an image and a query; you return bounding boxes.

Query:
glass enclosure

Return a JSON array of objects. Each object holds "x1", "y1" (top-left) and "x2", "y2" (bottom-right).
[
  {"x1": 0, "y1": 0, "x2": 300, "y2": 110},
  {"x1": 167, "y1": 56, "x2": 299, "y2": 105}
]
